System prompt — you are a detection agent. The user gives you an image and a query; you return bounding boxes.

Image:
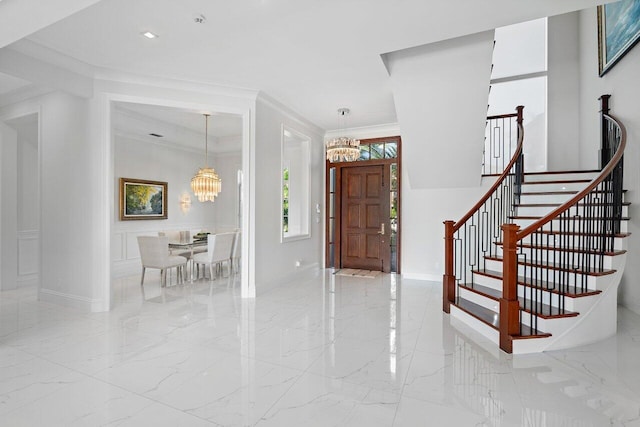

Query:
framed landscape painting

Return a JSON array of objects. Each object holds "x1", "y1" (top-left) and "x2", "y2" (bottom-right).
[
  {"x1": 598, "y1": 0, "x2": 640, "y2": 76},
  {"x1": 119, "y1": 178, "x2": 168, "y2": 220}
]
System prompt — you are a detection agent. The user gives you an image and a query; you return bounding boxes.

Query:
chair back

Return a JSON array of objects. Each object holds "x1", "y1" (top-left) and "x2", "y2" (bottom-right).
[
  {"x1": 137, "y1": 236, "x2": 169, "y2": 267},
  {"x1": 208, "y1": 232, "x2": 235, "y2": 263},
  {"x1": 231, "y1": 230, "x2": 241, "y2": 258}
]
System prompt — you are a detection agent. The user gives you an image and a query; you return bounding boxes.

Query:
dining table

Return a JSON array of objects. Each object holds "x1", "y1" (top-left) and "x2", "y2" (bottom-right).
[{"x1": 168, "y1": 237, "x2": 207, "y2": 282}]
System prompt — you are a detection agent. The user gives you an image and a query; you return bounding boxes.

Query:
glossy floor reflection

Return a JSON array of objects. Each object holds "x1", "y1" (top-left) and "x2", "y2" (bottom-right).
[{"x1": 1, "y1": 271, "x2": 640, "y2": 426}]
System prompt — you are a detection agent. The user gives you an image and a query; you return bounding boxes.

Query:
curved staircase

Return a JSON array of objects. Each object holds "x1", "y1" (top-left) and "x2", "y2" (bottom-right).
[{"x1": 443, "y1": 96, "x2": 628, "y2": 354}]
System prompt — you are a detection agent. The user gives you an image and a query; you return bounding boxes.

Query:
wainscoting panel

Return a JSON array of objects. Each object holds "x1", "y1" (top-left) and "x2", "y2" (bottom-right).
[{"x1": 18, "y1": 230, "x2": 39, "y2": 286}]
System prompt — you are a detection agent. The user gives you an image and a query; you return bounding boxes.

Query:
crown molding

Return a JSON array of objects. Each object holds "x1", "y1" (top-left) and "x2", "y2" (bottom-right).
[
  {"x1": 256, "y1": 92, "x2": 324, "y2": 137},
  {"x1": 324, "y1": 122, "x2": 401, "y2": 141}
]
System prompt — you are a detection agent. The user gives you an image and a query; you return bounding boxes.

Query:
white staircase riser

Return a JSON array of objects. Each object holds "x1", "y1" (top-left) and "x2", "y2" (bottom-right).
[
  {"x1": 458, "y1": 286, "x2": 597, "y2": 339},
  {"x1": 495, "y1": 247, "x2": 624, "y2": 269},
  {"x1": 512, "y1": 218, "x2": 628, "y2": 232},
  {"x1": 470, "y1": 273, "x2": 600, "y2": 311},
  {"x1": 458, "y1": 287, "x2": 499, "y2": 312},
  {"x1": 516, "y1": 205, "x2": 628, "y2": 217},
  {"x1": 523, "y1": 173, "x2": 599, "y2": 183},
  {"x1": 521, "y1": 182, "x2": 590, "y2": 192},
  {"x1": 450, "y1": 305, "x2": 499, "y2": 345},
  {"x1": 483, "y1": 258, "x2": 606, "y2": 289},
  {"x1": 519, "y1": 193, "x2": 577, "y2": 204},
  {"x1": 519, "y1": 313, "x2": 582, "y2": 338},
  {"x1": 517, "y1": 235, "x2": 628, "y2": 251},
  {"x1": 517, "y1": 287, "x2": 597, "y2": 313}
]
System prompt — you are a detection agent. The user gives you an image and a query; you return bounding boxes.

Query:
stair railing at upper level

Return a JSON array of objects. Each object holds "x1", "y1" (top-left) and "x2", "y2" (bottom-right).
[
  {"x1": 499, "y1": 95, "x2": 626, "y2": 353},
  {"x1": 483, "y1": 108, "x2": 523, "y2": 175},
  {"x1": 443, "y1": 106, "x2": 524, "y2": 313}
]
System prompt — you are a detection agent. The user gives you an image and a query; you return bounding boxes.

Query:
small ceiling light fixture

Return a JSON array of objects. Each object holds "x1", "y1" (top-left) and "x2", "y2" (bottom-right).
[
  {"x1": 191, "y1": 114, "x2": 222, "y2": 202},
  {"x1": 326, "y1": 108, "x2": 360, "y2": 163},
  {"x1": 194, "y1": 14, "x2": 207, "y2": 24},
  {"x1": 142, "y1": 31, "x2": 158, "y2": 39}
]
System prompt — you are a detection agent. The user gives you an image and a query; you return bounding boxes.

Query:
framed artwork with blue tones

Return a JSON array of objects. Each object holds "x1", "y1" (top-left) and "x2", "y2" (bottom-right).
[{"x1": 598, "y1": 0, "x2": 640, "y2": 76}]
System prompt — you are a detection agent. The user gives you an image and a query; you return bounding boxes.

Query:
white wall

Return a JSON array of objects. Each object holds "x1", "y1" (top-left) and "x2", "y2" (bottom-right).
[
  {"x1": 0, "y1": 122, "x2": 18, "y2": 290},
  {"x1": 548, "y1": 12, "x2": 581, "y2": 171},
  {"x1": 212, "y1": 150, "x2": 242, "y2": 232},
  {"x1": 384, "y1": 30, "x2": 495, "y2": 189},
  {"x1": 111, "y1": 133, "x2": 221, "y2": 277},
  {"x1": 16, "y1": 115, "x2": 39, "y2": 287},
  {"x1": 254, "y1": 96, "x2": 324, "y2": 290},
  {"x1": 578, "y1": 7, "x2": 640, "y2": 314},
  {"x1": 401, "y1": 179, "x2": 494, "y2": 280}
]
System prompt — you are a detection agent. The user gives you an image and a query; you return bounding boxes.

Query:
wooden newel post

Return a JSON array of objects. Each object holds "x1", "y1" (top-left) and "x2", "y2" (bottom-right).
[
  {"x1": 443, "y1": 220, "x2": 456, "y2": 313},
  {"x1": 499, "y1": 223, "x2": 520, "y2": 353},
  {"x1": 599, "y1": 94, "x2": 611, "y2": 169}
]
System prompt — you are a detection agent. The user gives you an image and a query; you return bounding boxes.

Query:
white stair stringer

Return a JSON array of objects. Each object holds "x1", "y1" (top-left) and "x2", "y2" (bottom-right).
[
  {"x1": 528, "y1": 253, "x2": 626, "y2": 353},
  {"x1": 449, "y1": 169, "x2": 629, "y2": 354}
]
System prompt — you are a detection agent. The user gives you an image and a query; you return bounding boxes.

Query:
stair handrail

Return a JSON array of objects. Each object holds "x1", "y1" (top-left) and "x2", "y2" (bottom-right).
[
  {"x1": 517, "y1": 112, "x2": 625, "y2": 240},
  {"x1": 443, "y1": 106, "x2": 524, "y2": 312},
  {"x1": 499, "y1": 95, "x2": 626, "y2": 353},
  {"x1": 453, "y1": 106, "x2": 524, "y2": 232}
]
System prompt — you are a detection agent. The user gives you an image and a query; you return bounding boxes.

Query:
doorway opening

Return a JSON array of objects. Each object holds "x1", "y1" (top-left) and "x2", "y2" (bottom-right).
[
  {"x1": 325, "y1": 136, "x2": 401, "y2": 273},
  {"x1": 1, "y1": 112, "x2": 41, "y2": 292}
]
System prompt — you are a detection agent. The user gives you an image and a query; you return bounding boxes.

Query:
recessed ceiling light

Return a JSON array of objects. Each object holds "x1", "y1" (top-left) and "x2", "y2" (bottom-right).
[{"x1": 142, "y1": 31, "x2": 158, "y2": 39}]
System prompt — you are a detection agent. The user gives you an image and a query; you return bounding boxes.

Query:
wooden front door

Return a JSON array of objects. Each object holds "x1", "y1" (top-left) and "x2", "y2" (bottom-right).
[{"x1": 341, "y1": 165, "x2": 390, "y2": 272}]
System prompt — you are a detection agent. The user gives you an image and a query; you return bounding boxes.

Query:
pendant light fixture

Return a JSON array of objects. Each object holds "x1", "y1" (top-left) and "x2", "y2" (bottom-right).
[
  {"x1": 325, "y1": 108, "x2": 360, "y2": 162},
  {"x1": 191, "y1": 114, "x2": 221, "y2": 202}
]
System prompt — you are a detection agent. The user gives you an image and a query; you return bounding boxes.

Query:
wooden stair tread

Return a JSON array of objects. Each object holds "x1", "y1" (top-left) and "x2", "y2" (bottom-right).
[
  {"x1": 493, "y1": 241, "x2": 626, "y2": 256},
  {"x1": 485, "y1": 254, "x2": 617, "y2": 276},
  {"x1": 516, "y1": 202, "x2": 630, "y2": 207},
  {"x1": 510, "y1": 215, "x2": 630, "y2": 221},
  {"x1": 523, "y1": 170, "x2": 600, "y2": 176},
  {"x1": 536, "y1": 230, "x2": 631, "y2": 238},
  {"x1": 453, "y1": 297, "x2": 551, "y2": 338},
  {"x1": 521, "y1": 191, "x2": 578, "y2": 195},
  {"x1": 522, "y1": 179, "x2": 592, "y2": 185},
  {"x1": 459, "y1": 283, "x2": 579, "y2": 319},
  {"x1": 520, "y1": 189, "x2": 627, "y2": 195},
  {"x1": 473, "y1": 269, "x2": 603, "y2": 297}
]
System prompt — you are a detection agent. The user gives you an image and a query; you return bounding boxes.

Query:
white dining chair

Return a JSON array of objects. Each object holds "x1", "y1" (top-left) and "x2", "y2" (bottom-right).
[
  {"x1": 192, "y1": 232, "x2": 235, "y2": 280},
  {"x1": 230, "y1": 230, "x2": 241, "y2": 274},
  {"x1": 137, "y1": 236, "x2": 187, "y2": 287}
]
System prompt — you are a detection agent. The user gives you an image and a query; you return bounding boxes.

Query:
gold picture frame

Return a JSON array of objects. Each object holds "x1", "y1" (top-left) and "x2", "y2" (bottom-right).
[
  {"x1": 119, "y1": 178, "x2": 168, "y2": 221},
  {"x1": 598, "y1": 0, "x2": 640, "y2": 76}
]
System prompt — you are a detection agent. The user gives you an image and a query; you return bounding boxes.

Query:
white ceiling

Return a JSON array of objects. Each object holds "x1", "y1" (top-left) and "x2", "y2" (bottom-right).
[
  {"x1": 113, "y1": 102, "x2": 242, "y2": 152},
  {"x1": 0, "y1": 72, "x2": 31, "y2": 93},
  {"x1": 2, "y1": 0, "x2": 604, "y2": 131}
]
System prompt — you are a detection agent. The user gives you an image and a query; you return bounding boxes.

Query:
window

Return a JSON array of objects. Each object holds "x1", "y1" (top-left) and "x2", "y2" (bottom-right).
[
  {"x1": 490, "y1": 17, "x2": 548, "y2": 172},
  {"x1": 281, "y1": 126, "x2": 311, "y2": 242}
]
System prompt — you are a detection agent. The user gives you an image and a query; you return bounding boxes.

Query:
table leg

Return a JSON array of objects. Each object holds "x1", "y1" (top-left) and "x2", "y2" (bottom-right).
[{"x1": 189, "y1": 245, "x2": 195, "y2": 283}]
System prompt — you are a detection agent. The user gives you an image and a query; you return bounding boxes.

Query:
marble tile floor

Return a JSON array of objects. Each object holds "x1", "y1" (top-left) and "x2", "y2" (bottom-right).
[{"x1": 1, "y1": 270, "x2": 640, "y2": 426}]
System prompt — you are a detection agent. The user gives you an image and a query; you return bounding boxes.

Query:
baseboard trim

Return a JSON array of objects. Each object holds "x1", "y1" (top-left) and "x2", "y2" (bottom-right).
[
  {"x1": 401, "y1": 272, "x2": 441, "y2": 282},
  {"x1": 39, "y1": 288, "x2": 104, "y2": 312},
  {"x1": 257, "y1": 263, "x2": 321, "y2": 295}
]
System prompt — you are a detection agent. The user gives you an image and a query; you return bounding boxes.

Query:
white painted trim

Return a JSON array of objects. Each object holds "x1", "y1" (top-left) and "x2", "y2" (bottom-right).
[
  {"x1": 325, "y1": 123, "x2": 401, "y2": 140},
  {"x1": 104, "y1": 91, "x2": 257, "y2": 302},
  {"x1": 256, "y1": 93, "x2": 324, "y2": 137},
  {"x1": 257, "y1": 262, "x2": 321, "y2": 294},
  {"x1": 113, "y1": 129, "x2": 202, "y2": 155},
  {"x1": 401, "y1": 272, "x2": 441, "y2": 282},
  {"x1": 39, "y1": 287, "x2": 103, "y2": 312},
  {"x1": 17, "y1": 230, "x2": 39, "y2": 276}
]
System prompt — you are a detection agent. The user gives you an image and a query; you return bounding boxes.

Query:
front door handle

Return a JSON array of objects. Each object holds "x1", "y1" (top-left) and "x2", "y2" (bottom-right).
[{"x1": 377, "y1": 223, "x2": 385, "y2": 235}]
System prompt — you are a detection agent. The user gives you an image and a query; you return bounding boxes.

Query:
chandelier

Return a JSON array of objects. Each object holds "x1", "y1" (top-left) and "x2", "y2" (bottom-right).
[
  {"x1": 326, "y1": 108, "x2": 360, "y2": 162},
  {"x1": 191, "y1": 114, "x2": 221, "y2": 202}
]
